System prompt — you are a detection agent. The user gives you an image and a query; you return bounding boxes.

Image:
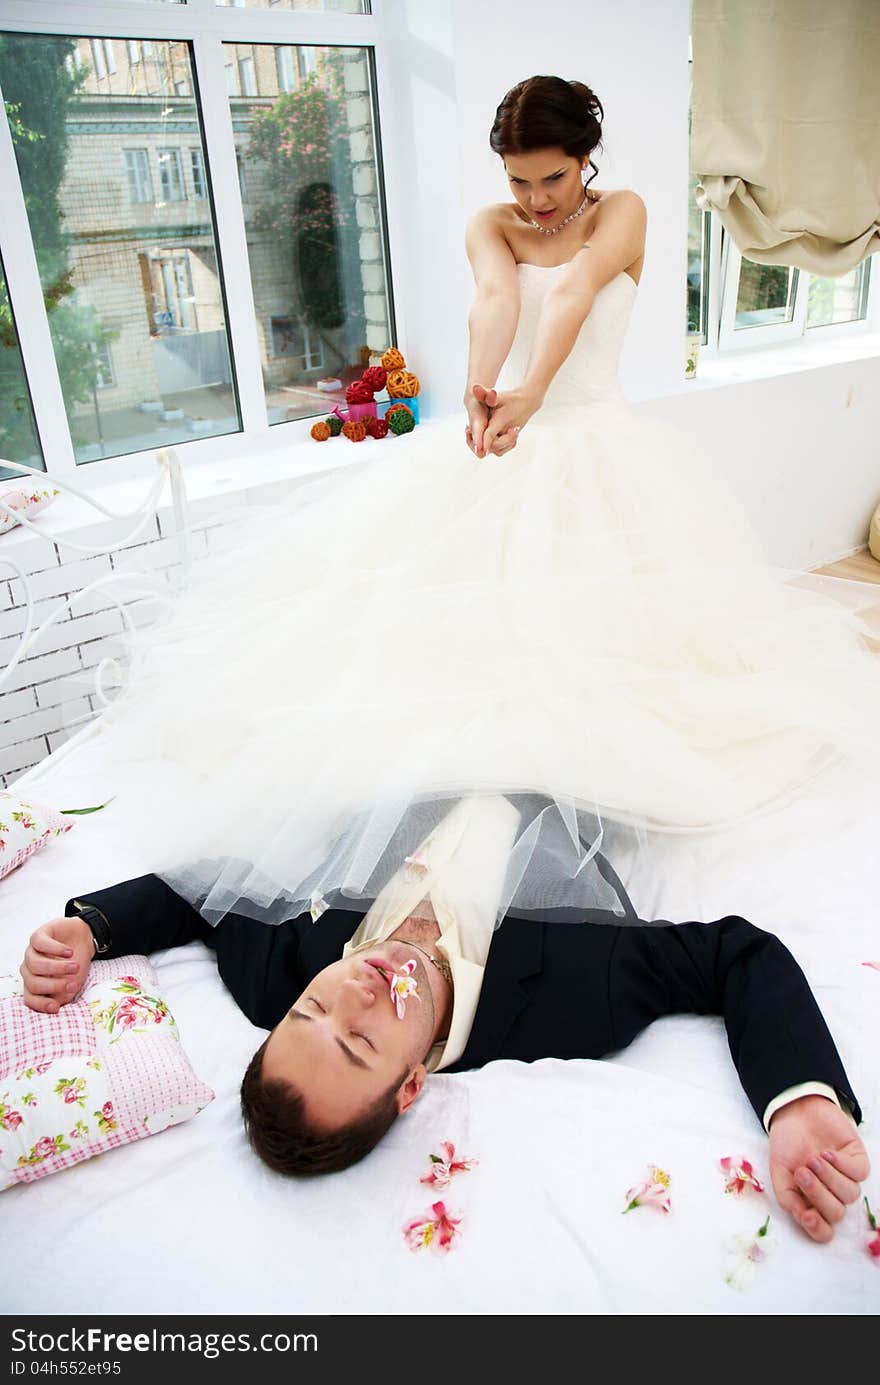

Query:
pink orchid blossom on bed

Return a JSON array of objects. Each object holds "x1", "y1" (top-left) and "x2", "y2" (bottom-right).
[
  {"x1": 420, "y1": 1141, "x2": 479, "y2": 1190},
  {"x1": 622, "y1": 1164, "x2": 672, "y2": 1214},
  {"x1": 720, "y1": 1156, "x2": 765, "y2": 1196},
  {"x1": 403, "y1": 1200, "x2": 463, "y2": 1254},
  {"x1": 865, "y1": 1198, "x2": 880, "y2": 1261},
  {"x1": 723, "y1": 1214, "x2": 772, "y2": 1291}
]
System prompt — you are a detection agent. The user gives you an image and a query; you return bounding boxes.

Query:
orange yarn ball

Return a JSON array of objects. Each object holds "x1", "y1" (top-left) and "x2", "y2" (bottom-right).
[
  {"x1": 381, "y1": 347, "x2": 405, "y2": 371},
  {"x1": 384, "y1": 403, "x2": 413, "y2": 418},
  {"x1": 386, "y1": 369, "x2": 420, "y2": 398},
  {"x1": 310, "y1": 420, "x2": 332, "y2": 441},
  {"x1": 342, "y1": 420, "x2": 367, "y2": 442}
]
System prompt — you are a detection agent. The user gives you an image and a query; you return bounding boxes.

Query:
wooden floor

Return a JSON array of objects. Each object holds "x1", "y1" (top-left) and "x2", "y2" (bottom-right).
[
  {"x1": 812, "y1": 546, "x2": 880, "y2": 650},
  {"x1": 814, "y1": 547, "x2": 880, "y2": 586}
]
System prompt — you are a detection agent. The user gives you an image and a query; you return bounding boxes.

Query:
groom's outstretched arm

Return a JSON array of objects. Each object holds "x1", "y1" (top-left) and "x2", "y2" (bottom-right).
[
  {"x1": 607, "y1": 915, "x2": 861, "y2": 1128},
  {"x1": 19, "y1": 872, "x2": 306, "y2": 1028}
]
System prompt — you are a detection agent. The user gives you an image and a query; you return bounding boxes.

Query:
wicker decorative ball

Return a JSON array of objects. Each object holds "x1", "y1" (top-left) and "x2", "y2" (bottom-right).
[
  {"x1": 342, "y1": 420, "x2": 368, "y2": 442},
  {"x1": 384, "y1": 402, "x2": 412, "y2": 418},
  {"x1": 387, "y1": 409, "x2": 415, "y2": 436},
  {"x1": 345, "y1": 379, "x2": 375, "y2": 405},
  {"x1": 381, "y1": 347, "x2": 405, "y2": 371},
  {"x1": 362, "y1": 365, "x2": 387, "y2": 392},
  {"x1": 366, "y1": 416, "x2": 389, "y2": 439},
  {"x1": 325, "y1": 416, "x2": 343, "y2": 437},
  {"x1": 310, "y1": 420, "x2": 332, "y2": 442},
  {"x1": 386, "y1": 369, "x2": 420, "y2": 398}
]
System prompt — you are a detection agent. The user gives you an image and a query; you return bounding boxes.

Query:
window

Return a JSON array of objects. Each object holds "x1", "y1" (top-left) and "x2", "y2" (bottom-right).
[
  {"x1": 687, "y1": 39, "x2": 875, "y2": 361},
  {"x1": 157, "y1": 147, "x2": 185, "y2": 203},
  {"x1": 124, "y1": 149, "x2": 153, "y2": 204},
  {"x1": 0, "y1": 251, "x2": 43, "y2": 479},
  {"x1": 90, "y1": 38, "x2": 107, "y2": 80},
  {"x1": 0, "y1": 32, "x2": 238, "y2": 465},
  {"x1": 276, "y1": 46, "x2": 296, "y2": 93},
  {"x1": 225, "y1": 41, "x2": 393, "y2": 423},
  {"x1": 0, "y1": 6, "x2": 392, "y2": 475},
  {"x1": 91, "y1": 339, "x2": 115, "y2": 389},
  {"x1": 238, "y1": 55, "x2": 256, "y2": 96},
  {"x1": 190, "y1": 148, "x2": 207, "y2": 200}
]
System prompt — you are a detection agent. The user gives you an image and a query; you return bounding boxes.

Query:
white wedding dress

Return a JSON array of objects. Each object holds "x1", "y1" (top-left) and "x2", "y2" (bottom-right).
[{"x1": 96, "y1": 263, "x2": 880, "y2": 925}]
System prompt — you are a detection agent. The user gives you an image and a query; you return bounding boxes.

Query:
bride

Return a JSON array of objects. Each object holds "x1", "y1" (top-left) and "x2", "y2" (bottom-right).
[{"x1": 97, "y1": 74, "x2": 880, "y2": 927}]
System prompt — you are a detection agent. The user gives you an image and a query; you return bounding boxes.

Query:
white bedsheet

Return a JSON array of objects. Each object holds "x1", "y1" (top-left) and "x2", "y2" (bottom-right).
[{"x1": 1, "y1": 728, "x2": 877, "y2": 1316}]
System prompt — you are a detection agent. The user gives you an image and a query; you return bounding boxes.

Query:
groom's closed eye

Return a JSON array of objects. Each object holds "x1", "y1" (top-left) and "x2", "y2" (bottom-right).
[{"x1": 287, "y1": 1008, "x2": 373, "y2": 1071}]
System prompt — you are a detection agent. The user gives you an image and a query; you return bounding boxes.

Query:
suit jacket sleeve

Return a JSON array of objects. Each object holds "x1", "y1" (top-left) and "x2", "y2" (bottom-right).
[
  {"x1": 609, "y1": 915, "x2": 861, "y2": 1128},
  {"x1": 66, "y1": 873, "x2": 306, "y2": 1029}
]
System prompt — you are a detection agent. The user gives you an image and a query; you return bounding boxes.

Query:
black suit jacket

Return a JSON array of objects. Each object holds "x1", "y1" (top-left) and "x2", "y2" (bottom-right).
[{"x1": 66, "y1": 873, "x2": 861, "y2": 1130}]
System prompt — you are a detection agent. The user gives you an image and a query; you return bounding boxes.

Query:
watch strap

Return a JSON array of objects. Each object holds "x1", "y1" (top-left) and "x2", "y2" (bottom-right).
[{"x1": 70, "y1": 900, "x2": 112, "y2": 956}]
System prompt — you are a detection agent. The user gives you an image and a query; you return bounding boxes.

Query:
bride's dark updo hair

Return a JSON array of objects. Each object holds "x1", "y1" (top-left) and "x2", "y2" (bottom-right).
[{"x1": 489, "y1": 75, "x2": 605, "y2": 190}]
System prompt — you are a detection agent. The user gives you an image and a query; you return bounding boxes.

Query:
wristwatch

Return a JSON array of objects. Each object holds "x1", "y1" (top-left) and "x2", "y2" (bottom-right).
[{"x1": 70, "y1": 900, "x2": 112, "y2": 956}]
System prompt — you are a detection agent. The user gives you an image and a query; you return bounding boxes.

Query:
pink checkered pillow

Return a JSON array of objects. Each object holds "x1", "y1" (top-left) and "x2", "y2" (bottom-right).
[
  {"x1": 0, "y1": 955, "x2": 213, "y2": 1190},
  {"x1": 0, "y1": 790, "x2": 73, "y2": 881}
]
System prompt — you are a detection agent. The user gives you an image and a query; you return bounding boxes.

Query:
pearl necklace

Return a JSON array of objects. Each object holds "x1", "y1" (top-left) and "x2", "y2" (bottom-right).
[{"x1": 528, "y1": 189, "x2": 595, "y2": 236}]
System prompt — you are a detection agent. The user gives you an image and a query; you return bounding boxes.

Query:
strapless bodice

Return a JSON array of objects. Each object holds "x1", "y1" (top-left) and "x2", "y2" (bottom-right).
[{"x1": 495, "y1": 264, "x2": 639, "y2": 410}]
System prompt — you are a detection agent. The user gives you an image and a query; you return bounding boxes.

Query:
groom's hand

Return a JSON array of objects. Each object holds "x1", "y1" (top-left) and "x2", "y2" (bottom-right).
[
  {"x1": 768, "y1": 1094, "x2": 869, "y2": 1242},
  {"x1": 21, "y1": 917, "x2": 95, "y2": 1014}
]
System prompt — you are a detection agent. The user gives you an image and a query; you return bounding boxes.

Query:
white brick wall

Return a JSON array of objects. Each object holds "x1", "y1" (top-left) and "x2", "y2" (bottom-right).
[
  {"x1": 0, "y1": 504, "x2": 232, "y2": 787},
  {"x1": 0, "y1": 476, "x2": 309, "y2": 787}
]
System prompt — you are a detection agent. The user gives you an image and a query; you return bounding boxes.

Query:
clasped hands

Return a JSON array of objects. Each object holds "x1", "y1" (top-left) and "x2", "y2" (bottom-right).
[{"x1": 464, "y1": 382, "x2": 542, "y2": 459}]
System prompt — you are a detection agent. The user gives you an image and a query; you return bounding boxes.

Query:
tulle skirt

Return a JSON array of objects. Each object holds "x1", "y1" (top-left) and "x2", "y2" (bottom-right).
[{"x1": 94, "y1": 398, "x2": 880, "y2": 926}]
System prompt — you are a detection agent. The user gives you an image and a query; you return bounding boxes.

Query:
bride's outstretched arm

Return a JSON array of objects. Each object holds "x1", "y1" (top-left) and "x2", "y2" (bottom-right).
[
  {"x1": 463, "y1": 209, "x2": 521, "y2": 457},
  {"x1": 482, "y1": 192, "x2": 646, "y2": 453}
]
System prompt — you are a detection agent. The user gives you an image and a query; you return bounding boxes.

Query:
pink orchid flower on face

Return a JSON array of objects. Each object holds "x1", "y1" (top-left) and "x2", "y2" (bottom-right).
[
  {"x1": 623, "y1": 1164, "x2": 672, "y2": 1214},
  {"x1": 866, "y1": 1198, "x2": 880, "y2": 1261},
  {"x1": 375, "y1": 958, "x2": 420, "y2": 1020},
  {"x1": 420, "y1": 1141, "x2": 479, "y2": 1190},
  {"x1": 402, "y1": 1200, "x2": 462, "y2": 1254},
  {"x1": 720, "y1": 1156, "x2": 765, "y2": 1196}
]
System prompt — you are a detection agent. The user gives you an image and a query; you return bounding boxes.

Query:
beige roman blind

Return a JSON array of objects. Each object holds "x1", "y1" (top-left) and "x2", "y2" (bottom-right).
[{"x1": 690, "y1": 0, "x2": 880, "y2": 276}]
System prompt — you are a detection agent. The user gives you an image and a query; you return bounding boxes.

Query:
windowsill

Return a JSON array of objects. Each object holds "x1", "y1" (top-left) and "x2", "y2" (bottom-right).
[
  {"x1": 0, "y1": 420, "x2": 434, "y2": 550},
  {"x1": 667, "y1": 327, "x2": 880, "y2": 393}
]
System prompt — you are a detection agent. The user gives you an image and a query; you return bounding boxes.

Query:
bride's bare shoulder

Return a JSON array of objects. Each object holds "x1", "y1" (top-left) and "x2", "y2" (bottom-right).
[{"x1": 464, "y1": 204, "x2": 521, "y2": 286}]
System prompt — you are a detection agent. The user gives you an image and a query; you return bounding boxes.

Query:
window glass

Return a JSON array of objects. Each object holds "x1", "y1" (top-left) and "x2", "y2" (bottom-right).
[
  {"x1": 0, "y1": 33, "x2": 240, "y2": 464},
  {"x1": 806, "y1": 263, "x2": 871, "y2": 328},
  {"x1": 0, "y1": 251, "x2": 43, "y2": 480},
  {"x1": 225, "y1": 43, "x2": 393, "y2": 423},
  {"x1": 734, "y1": 261, "x2": 798, "y2": 330}
]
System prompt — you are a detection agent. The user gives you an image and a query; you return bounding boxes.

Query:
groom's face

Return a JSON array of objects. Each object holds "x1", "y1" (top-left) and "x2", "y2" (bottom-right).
[{"x1": 260, "y1": 942, "x2": 436, "y2": 1128}]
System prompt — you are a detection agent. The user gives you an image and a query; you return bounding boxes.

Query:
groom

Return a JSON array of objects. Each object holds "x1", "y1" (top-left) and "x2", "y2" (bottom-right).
[{"x1": 19, "y1": 793, "x2": 869, "y2": 1244}]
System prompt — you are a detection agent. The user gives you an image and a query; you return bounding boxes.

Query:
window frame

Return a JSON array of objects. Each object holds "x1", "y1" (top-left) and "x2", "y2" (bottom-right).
[{"x1": 0, "y1": 0, "x2": 404, "y2": 490}]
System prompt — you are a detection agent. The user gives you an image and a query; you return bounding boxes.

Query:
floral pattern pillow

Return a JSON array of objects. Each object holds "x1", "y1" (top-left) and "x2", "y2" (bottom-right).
[
  {"x1": 0, "y1": 484, "x2": 59, "y2": 536},
  {"x1": 0, "y1": 955, "x2": 213, "y2": 1191},
  {"x1": 0, "y1": 791, "x2": 74, "y2": 882}
]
